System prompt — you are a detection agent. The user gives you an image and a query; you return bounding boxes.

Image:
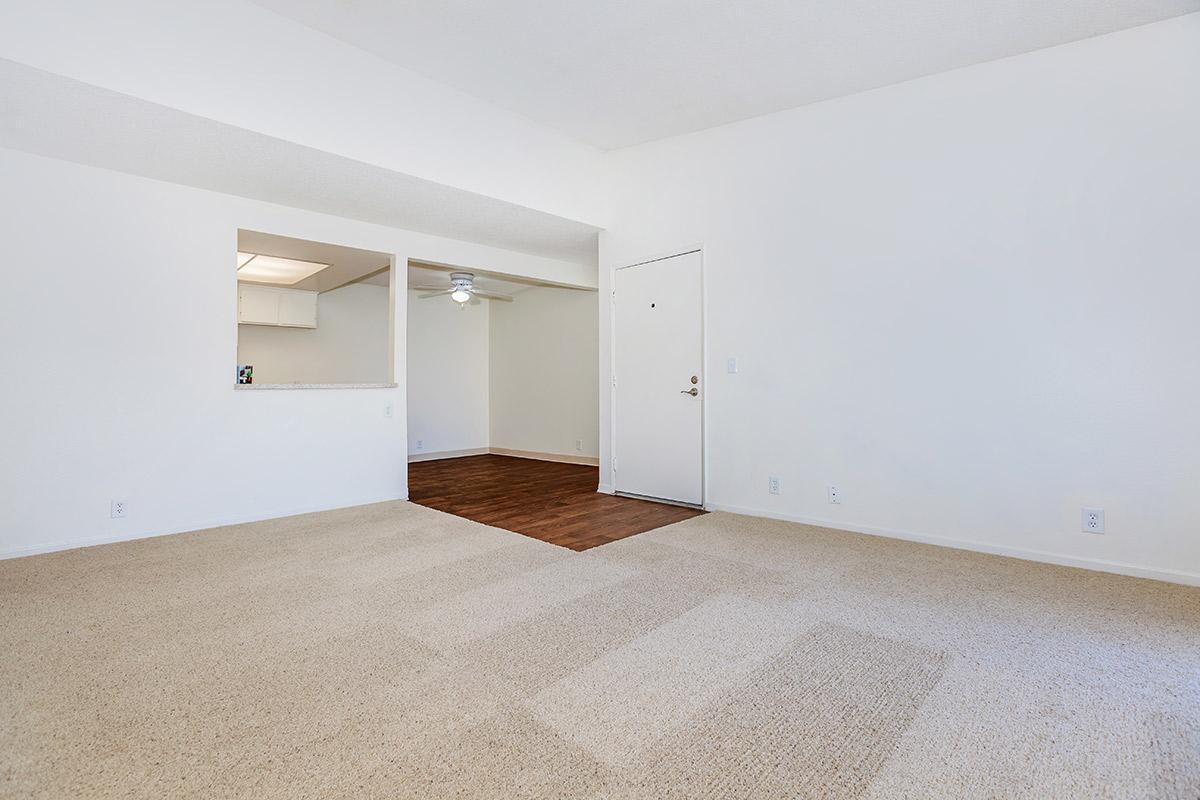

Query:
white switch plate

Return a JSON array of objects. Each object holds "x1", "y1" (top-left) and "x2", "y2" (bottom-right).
[
  {"x1": 110, "y1": 500, "x2": 128, "y2": 519},
  {"x1": 1082, "y1": 507, "x2": 1105, "y2": 534},
  {"x1": 384, "y1": 402, "x2": 394, "y2": 418},
  {"x1": 768, "y1": 476, "x2": 780, "y2": 495},
  {"x1": 827, "y1": 485, "x2": 842, "y2": 504},
  {"x1": 727, "y1": 357, "x2": 738, "y2": 374}
]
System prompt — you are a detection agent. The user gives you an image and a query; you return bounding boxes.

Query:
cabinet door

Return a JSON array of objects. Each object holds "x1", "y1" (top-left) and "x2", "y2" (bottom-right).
[
  {"x1": 238, "y1": 285, "x2": 279, "y2": 325},
  {"x1": 278, "y1": 289, "x2": 317, "y2": 328}
]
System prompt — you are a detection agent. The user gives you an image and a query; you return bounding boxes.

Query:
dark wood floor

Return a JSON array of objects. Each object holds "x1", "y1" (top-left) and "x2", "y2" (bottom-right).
[{"x1": 408, "y1": 454, "x2": 704, "y2": 551}]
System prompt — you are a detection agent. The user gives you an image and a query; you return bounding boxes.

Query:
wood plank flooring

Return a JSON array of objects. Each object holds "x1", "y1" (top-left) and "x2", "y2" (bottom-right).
[{"x1": 408, "y1": 454, "x2": 704, "y2": 551}]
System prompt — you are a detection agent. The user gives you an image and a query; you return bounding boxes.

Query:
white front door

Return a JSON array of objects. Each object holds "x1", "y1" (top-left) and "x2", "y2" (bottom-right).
[{"x1": 613, "y1": 250, "x2": 703, "y2": 505}]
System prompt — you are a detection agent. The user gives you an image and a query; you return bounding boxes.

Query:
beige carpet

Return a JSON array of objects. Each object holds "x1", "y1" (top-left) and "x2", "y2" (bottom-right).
[{"x1": 2, "y1": 503, "x2": 1198, "y2": 798}]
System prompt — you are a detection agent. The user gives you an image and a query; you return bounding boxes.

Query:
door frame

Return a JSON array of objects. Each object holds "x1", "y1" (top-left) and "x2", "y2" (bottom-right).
[{"x1": 609, "y1": 246, "x2": 707, "y2": 508}]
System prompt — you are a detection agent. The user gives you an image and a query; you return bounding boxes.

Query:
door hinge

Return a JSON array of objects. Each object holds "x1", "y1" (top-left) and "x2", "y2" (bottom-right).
[{"x1": 612, "y1": 457, "x2": 617, "y2": 473}]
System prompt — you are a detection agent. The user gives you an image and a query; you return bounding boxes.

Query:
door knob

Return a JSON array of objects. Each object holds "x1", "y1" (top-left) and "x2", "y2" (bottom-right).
[{"x1": 680, "y1": 387, "x2": 698, "y2": 396}]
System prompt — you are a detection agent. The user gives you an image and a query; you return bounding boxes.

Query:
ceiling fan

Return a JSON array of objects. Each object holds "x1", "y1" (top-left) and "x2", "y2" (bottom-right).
[{"x1": 414, "y1": 272, "x2": 513, "y2": 305}]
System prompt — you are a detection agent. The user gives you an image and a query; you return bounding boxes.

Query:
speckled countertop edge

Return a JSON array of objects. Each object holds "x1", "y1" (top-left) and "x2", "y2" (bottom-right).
[{"x1": 234, "y1": 383, "x2": 397, "y2": 390}]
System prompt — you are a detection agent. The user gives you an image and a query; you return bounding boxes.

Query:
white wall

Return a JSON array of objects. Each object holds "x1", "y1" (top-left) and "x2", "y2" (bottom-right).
[
  {"x1": 407, "y1": 291, "x2": 491, "y2": 456},
  {"x1": 490, "y1": 287, "x2": 600, "y2": 459},
  {"x1": 599, "y1": 15, "x2": 1200, "y2": 584},
  {"x1": 237, "y1": 282, "x2": 392, "y2": 385},
  {"x1": 0, "y1": 0, "x2": 605, "y2": 226},
  {"x1": 4, "y1": 8, "x2": 1195, "y2": 585},
  {"x1": 0, "y1": 147, "x2": 589, "y2": 558}
]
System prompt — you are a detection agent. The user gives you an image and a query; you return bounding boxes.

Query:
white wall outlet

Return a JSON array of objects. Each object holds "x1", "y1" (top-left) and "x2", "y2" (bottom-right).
[
  {"x1": 415, "y1": 439, "x2": 423, "y2": 451},
  {"x1": 768, "y1": 476, "x2": 781, "y2": 495},
  {"x1": 110, "y1": 500, "x2": 128, "y2": 519},
  {"x1": 575, "y1": 439, "x2": 583, "y2": 451},
  {"x1": 827, "y1": 485, "x2": 842, "y2": 504},
  {"x1": 384, "y1": 402, "x2": 394, "y2": 418},
  {"x1": 1082, "y1": 507, "x2": 1105, "y2": 534},
  {"x1": 727, "y1": 357, "x2": 738, "y2": 374}
]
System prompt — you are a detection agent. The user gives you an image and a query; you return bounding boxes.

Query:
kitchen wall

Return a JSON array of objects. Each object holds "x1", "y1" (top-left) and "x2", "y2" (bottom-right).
[
  {"x1": 599, "y1": 15, "x2": 1200, "y2": 584},
  {"x1": 237, "y1": 282, "x2": 392, "y2": 385}
]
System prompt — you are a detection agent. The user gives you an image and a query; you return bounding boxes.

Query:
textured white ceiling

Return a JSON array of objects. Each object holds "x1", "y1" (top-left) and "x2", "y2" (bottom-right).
[{"x1": 251, "y1": 0, "x2": 1200, "y2": 149}]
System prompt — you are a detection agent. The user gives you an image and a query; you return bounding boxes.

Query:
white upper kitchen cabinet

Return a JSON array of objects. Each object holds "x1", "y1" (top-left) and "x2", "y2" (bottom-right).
[{"x1": 238, "y1": 284, "x2": 318, "y2": 328}]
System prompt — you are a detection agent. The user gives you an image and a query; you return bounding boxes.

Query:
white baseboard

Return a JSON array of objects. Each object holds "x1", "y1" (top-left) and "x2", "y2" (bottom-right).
[
  {"x1": 18, "y1": 489, "x2": 1189, "y2": 588},
  {"x1": 408, "y1": 447, "x2": 489, "y2": 463},
  {"x1": 597, "y1": 483, "x2": 614, "y2": 495},
  {"x1": 0, "y1": 493, "x2": 407, "y2": 562},
  {"x1": 488, "y1": 448, "x2": 600, "y2": 466},
  {"x1": 407, "y1": 448, "x2": 599, "y2": 466},
  {"x1": 703, "y1": 502, "x2": 1200, "y2": 588}
]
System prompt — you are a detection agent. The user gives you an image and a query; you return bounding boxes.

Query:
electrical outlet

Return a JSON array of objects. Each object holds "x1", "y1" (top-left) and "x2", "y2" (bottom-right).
[
  {"x1": 727, "y1": 357, "x2": 738, "y2": 374},
  {"x1": 384, "y1": 402, "x2": 394, "y2": 418},
  {"x1": 575, "y1": 439, "x2": 583, "y2": 451},
  {"x1": 1082, "y1": 507, "x2": 1105, "y2": 534},
  {"x1": 768, "y1": 476, "x2": 781, "y2": 495},
  {"x1": 415, "y1": 439, "x2": 423, "y2": 451},
  {"x1": 827, "y1": 485, "x2": 842, "y2": 504},
  {"x1": 110, "y1": 500, "x2": 128, "y2": 519}
]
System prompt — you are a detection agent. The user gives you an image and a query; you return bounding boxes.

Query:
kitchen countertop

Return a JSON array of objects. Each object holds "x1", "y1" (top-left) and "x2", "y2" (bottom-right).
[{"x1": 234, "y1": 383, "x2": 397, "y2": 390}]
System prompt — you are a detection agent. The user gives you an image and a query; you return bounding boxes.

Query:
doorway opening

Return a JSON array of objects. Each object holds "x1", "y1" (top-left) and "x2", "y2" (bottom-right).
[{"x1": 405, "y1": 258, "x2": 702, "y2": 548}]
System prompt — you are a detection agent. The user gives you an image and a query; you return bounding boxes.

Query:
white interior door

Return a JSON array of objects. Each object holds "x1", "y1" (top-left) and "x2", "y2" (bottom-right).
[{"x1": 614, "y1": 251, "x2": 703, "y2": 505}]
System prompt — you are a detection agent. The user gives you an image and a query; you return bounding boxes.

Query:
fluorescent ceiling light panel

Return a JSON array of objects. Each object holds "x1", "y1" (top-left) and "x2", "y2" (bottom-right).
[{"x1": 237, "y1": 253, "x2": 331, "y2": 284}]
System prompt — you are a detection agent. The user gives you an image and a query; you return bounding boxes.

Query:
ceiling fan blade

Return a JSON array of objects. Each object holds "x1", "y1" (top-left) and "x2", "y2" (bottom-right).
[
  {"x1": 470, "y1": 289, "x2": 513, "y2": 302},
  {"x1": 418, "y1": 289, "x2": 454, "y2": 299}
]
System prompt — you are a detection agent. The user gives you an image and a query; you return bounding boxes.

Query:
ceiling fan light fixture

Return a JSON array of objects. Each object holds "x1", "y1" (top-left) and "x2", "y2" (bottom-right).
[{"x1": 415, "y1": 271, "x2": 512, "y2": 303}]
